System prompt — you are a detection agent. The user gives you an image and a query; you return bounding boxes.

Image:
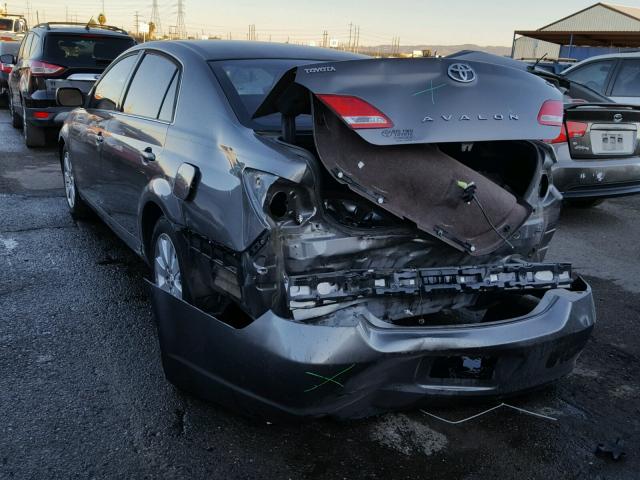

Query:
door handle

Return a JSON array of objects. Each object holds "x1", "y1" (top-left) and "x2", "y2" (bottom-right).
[{"x1": 141, "y1": 146, "x2": 156, "y2": 162}]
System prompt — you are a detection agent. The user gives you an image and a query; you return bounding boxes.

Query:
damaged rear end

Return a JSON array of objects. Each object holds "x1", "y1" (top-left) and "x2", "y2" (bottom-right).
[{"x1": 153, "y1": 58, "x2": 595, "y2": 418}]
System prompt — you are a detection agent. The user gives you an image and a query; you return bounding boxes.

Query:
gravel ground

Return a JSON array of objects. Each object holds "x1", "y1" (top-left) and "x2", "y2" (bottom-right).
[{"x1": 1, "y1": 109, "x2": 638, "y2": 479}]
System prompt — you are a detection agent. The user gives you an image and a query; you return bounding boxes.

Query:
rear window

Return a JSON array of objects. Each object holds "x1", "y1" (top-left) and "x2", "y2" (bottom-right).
[
  {"x1": 0, "y1": 19, "x2": 13, "y2": 31},
  {"x1": 43, "y1": 34, "x2": 134, "y2": 68},
  {"x1": 210, "y1": 58, "x2": 319, "y2": 131}
]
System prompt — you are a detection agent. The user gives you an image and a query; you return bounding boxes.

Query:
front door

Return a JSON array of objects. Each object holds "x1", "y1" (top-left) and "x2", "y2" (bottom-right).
[{"x1": 99, "y1": 51, "x2": 180, "y2": 238}]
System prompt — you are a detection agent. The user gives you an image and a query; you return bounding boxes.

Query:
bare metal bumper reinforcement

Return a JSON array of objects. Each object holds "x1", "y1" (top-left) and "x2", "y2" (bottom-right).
[{"x1": 287, "y1": 262, "x2": 572, "y2": 307}]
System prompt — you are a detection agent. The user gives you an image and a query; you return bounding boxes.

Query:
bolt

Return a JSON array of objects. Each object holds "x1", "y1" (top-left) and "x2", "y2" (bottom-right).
[
  {"x1": 377, "y1": 196, "x2": 384, "y2": 204},
  {"x1": 470, "y1": 245, "x2": 476, "y2": 252},
  {"x1": 336, "y1": 171, "x2": 344, "y2": 179}
]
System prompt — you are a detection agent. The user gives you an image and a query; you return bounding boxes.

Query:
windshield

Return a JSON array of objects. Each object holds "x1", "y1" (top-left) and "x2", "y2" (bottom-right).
[
  {"x1": 0, "y1": 19, "x2": 14, "y2": 31},
  {"x1": 210, "y1": 58, "x2": 320, "y2": 131},
  {"x1": 43, "y1": 34, "x2": 134, "y2": 68}
]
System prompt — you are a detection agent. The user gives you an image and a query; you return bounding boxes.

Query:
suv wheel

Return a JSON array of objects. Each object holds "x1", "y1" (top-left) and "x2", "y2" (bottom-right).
[
  {"x1": 62, "y1": 147, "x2": 91, "y2": 218},
  {"x1": 9, "y1": 94, "x2": 22, "y2": 129},
  {"x1": 23, "y1": 104, "x2": 46, "y2": 147}
]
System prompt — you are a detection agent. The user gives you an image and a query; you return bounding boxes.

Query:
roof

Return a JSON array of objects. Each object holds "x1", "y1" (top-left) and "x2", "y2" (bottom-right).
[
  {"x1": 563, "y1": 50, "x2": 640, "y2": 72},
  {"x1": 31, "y1": 23, "x2": 131, "y2": 37},
  {"x1": 145, "y1": 40, "x2": 366, "y2": 61}
]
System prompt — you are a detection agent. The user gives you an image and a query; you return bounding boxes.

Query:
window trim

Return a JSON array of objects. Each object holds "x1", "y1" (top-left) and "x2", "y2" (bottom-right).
[
  {"x1": 88, "y1": 51, "x2": 141, "y2": 111},
  {"x1": 116, "y1": 49, "x2": 182, "y2": 124}
]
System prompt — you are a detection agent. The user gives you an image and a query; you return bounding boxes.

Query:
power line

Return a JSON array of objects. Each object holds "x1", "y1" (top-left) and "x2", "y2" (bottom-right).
[
  {"x1": 150, "y1": 0, "x2": 162, "y2": 37},
  {"x1": 176, "y1": 0, "x2": 186, "y2": 39}
]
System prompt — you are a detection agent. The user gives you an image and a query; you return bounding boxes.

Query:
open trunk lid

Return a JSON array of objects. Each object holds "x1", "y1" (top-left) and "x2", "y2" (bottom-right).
[
  {"x1": 255, "y1": 58, "x2": 562, "y2": 255},
  {"x1": 255, "y1": 58, "x2": 562, "y2": 145}
]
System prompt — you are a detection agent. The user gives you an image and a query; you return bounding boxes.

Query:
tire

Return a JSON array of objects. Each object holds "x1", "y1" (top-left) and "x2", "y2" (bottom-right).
[
  {"x1": 565, "y1": 198, "x2": 605, "y2": 208},
  {"x1": 8, "y1": 93, "x2": 22, "y2": 128},
  {"x1": 23, "y1": 104, "x2": 46, "y2": 148},
  {"x1": 151, "y1": 217, "x2": 193, "y2": 303},
  {"x1": 61, "y1": 146, "x2": 92, "y2": 219}
]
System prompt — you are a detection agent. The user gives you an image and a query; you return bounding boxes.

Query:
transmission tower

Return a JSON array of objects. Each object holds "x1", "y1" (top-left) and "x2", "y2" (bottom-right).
[
  {"x1": 176, "y1": 0, "x2": 186, "y2": 39},
  {"x1": 150, "y1": 0, "x2": 162, "y2": 38}
]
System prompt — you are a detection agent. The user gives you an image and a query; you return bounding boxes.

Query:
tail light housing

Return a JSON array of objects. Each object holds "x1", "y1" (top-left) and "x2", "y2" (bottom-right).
[
  {"x1": 549, "y1": 121, "x2": 588, "y2": 144},
  {"x1": 0, "y1": 62, "x2": 12, "y2": 74},
  {"x1": 316, "y1": 94, "x2": 393, "y2": 129},
  {"x1": 28, "y1": 60, "x2": 65, "y2": 76},
  {"x1": 537, "y1": 100, "x2": 564, "y2": 127}
]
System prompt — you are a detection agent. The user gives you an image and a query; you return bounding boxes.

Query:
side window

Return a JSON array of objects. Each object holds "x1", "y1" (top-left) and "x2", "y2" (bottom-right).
[
  {"x1": 19, "y1": 33, "x2": 32, "y2": 61},
  {"x1": 91, "y1": 53, "x2": 139, "y2": 111},
  {"x1": 122, "y1": 53, "x2": 178, "y2": 120},
  {"x1": 611, "y1": 60, "x2": 640, "y2": 97},
  {"x1": 564, "y1": 60, "x2": 615, "y2": 94},
  {"x1": 27, "y1": 34, "x2": 41, "y2": 59},
  {"x1": 158, "y1": 72, "x2": 179, "y2": 122}
]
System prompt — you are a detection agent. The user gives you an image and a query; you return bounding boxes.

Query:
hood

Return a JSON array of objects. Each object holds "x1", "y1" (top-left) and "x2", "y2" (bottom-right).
[{"x1": 254, "y1": 57, "x2": 562, "y2": 145}]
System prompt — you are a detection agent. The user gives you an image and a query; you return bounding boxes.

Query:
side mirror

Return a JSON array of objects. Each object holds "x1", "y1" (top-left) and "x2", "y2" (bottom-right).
[
  {"x1": 56, "y1": 88, "x2": 85, "y2": 108},
  {"x1": 0, "y1": 54, "x2": 15, "y2": 65}
]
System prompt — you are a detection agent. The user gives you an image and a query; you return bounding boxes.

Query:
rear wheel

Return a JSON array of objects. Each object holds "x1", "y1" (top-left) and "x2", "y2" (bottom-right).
[
  {"x1": 23, "y1": 105, "x2": 46, "y2": 147},
  {"x1": 565, "y1": 198, "x2": 605, "y2": 208},
  {"x1": 151, "y1": 217, "x2": 192, "y2": 302},
  {"x1": 8, "y1": 94, "x2": 22, "y2": 128},
  {"x1": 62, "y1": 147, "x2": 91, "y2": 218}
]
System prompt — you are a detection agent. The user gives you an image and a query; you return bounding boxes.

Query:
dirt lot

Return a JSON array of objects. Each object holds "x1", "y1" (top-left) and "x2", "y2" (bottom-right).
[{"x1": 1, "y1": 109, "x2": 638, "y2": 479}]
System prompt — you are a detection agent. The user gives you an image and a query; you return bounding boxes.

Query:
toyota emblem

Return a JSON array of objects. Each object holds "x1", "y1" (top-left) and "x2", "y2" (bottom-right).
[{"x1": 448, "y1": 63, "x2": 476, "y2": 83}]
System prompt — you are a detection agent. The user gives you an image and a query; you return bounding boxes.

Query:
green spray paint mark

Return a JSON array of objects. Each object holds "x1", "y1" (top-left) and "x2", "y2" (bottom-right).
[
  {"x1": 413, "y1": 80, "x2": 447, "y2": 104},
  {"x1": 304, "y1": 364, "x2": 356, "y2": 393}
]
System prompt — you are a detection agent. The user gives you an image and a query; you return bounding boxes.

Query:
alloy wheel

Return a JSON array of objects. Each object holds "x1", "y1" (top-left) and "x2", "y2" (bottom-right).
[
  {"x1": 154, "y1": 233, "x2": 183, "y2": 299},
  {"x1": 63, "y1": 151, "x2": 76, "y2": 208}
]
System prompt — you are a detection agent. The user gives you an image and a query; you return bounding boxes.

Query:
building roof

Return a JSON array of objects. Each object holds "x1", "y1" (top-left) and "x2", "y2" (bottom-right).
[
  {"x1": 538, "y1": 3, "x2": 640, "y2": 31},
  {"x1": 515, "y1": 3, "x2": 640, "y2": 47}
]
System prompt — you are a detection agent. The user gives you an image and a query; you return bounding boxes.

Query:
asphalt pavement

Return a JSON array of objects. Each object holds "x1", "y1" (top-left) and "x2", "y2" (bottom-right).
[{"x1": 1, "y1": 109, "x2": 638, "y2": 479}]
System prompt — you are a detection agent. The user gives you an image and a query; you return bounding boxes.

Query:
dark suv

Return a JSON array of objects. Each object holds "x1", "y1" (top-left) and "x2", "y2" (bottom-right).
[{"x1": 1, "y1": 22, "x2": 135, "y2": 147}]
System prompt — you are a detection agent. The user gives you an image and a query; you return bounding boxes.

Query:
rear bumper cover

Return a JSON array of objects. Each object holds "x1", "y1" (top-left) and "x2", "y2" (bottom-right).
[
  {"x1": 23, "y1": 106, "x2": 70, "y2": 127},
  {"x1": 551, "y1": 147, "x2": 640, "y2": 199},
  {"x1": 150, "y1": 277, "x2": 595, "y2": 419}
]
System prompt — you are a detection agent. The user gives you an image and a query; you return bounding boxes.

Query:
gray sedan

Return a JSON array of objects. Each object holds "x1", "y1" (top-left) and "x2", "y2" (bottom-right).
[{"x1": 56, "y1": 41, "x2": 594, "y2": 418}]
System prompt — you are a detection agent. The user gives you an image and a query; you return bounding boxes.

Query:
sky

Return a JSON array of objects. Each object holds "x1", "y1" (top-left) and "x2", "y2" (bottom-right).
[{"x1": 5, "y1": 0, "x2": 640, "y2": 46}]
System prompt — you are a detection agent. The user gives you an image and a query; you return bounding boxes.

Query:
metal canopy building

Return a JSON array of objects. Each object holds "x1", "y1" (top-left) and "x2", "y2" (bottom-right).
[{"x1": 512, "y1": 3, "x2": 640, "y2": 61}]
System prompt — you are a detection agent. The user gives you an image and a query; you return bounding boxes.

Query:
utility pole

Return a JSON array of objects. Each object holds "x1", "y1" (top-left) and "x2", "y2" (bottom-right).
[
  {"x1": 150, "y1": 0, "x2": 162, "y2": 38},
  {"x1": 176, "y1": 0, "x2": 186, "y2": 39},
  {"x1": 355, "y1": 25, "x2": 360, "y2": 53},
  {"x1": 134, "y1": 11, "x2": 139, "y2": 35},
  {"x1": 348, "y1": 22, "x2": 353, "y2": 51}
]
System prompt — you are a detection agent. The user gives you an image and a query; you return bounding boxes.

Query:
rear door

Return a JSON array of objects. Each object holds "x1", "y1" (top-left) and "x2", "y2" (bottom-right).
[
  {"x1": 100, "y1": 51, "x2": 180, "y2": 237},
  {"x1": 563, "y1": 59, "x2": 617, "y2": 97},
  {"x1": 608, "y1": 59, "x2": 640, "y2": 106},
  {"x1": 8, "y1": 31, "x2": 31, "y2": 106}
]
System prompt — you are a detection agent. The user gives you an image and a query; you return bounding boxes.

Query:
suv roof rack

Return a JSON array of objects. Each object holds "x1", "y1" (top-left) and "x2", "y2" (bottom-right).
[{"x1": 33, "y1": 22, "x2": 129, "y2": 35}]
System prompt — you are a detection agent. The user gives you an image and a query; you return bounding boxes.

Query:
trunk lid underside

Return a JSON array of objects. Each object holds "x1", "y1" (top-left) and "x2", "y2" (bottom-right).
[{"x1": 255, "y1": 58, "x2": 562, "y2": 255}]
